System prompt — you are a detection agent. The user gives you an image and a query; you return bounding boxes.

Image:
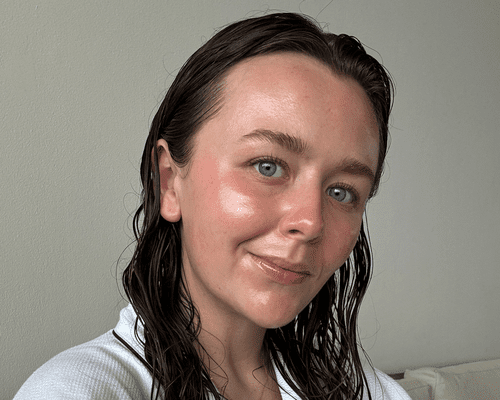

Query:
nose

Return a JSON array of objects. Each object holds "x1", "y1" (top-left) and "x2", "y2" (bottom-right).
[{"x1": 278, "y1": 184, "x2": 324, "y2": 242}]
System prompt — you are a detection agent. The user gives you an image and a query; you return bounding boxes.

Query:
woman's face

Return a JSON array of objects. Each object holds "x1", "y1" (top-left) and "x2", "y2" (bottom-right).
[{"x1": 162, "y1": 53, "x2": 379, "y2": 329}]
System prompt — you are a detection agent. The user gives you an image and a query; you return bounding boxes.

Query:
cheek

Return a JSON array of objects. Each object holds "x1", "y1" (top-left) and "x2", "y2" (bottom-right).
[
  {"x1": 216, "y1": 175, "x2": 277, "y2": 238},
  {"x1": 323, "y1": 214, "x2": 363, "y2": 269},
  {"x1": 218, "y1": 184, "x2": 255, "y2": 221},
  {"x1": 186, "y1": 163, "x2": 277, "y2": 244}
]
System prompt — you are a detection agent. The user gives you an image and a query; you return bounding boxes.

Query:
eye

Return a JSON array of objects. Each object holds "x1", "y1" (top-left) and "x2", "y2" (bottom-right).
[
  {"x1": 253, "y1": 160, "x2": 284, "y2": 178},
  {"x1": 327, "y1": 186, "x2": 355, "y2": 204}
]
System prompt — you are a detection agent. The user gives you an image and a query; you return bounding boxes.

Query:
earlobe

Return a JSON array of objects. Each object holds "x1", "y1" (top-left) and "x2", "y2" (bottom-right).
[{"x1": 155, "y1": 139, "x2": 182, "y2": 223}]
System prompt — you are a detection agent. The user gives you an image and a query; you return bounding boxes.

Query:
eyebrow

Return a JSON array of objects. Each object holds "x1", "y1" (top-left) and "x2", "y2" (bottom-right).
[
  {"x1": 240, "y1": 128, "x2": 376, "y2": 184},
  {"x1": 240, "y1": 129, "x2": 308, "y2": 155},
  {"x1": 337, "y1": 158, "x2": 376, "y2": 184}
]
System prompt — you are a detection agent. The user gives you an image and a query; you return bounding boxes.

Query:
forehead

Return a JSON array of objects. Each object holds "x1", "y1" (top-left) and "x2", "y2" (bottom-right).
[
  {"x1": 224, "y1": 53, "x2": 372, "y2": 111},
  {"x1": 196, "y1": 52, "x2": 379, "y2": 170}
]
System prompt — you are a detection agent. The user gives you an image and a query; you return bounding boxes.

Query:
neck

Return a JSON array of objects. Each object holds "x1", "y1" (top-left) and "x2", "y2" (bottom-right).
[
  {"x1": 196, "y1": 323, "x2": 279, "y2": 399},
  {"x1": 188, "y1": 295, "x2": 279, "y2": 398},
  {"x1": 195, "y1": 311, "x2": 269, "y2": 382}
]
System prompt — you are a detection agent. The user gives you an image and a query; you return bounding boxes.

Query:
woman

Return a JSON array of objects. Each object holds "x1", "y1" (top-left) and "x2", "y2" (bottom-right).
[{"x1": 14, "y1": 12, "x2": 409, "y2": 400}]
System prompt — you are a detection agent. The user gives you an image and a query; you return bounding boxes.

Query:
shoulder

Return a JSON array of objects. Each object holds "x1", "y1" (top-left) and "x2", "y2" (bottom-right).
[
  {"x1": 14, "y1": 306, "x2": 152, "y2": 400},
  {"x1": 363, "y1": 367, "x2": 412, "y2": 400}
]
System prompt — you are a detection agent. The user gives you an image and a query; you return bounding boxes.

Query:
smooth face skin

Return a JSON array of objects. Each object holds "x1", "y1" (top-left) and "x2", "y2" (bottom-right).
[{"x1": 158, "y1": 52, "x2": 379, "y2": 335}]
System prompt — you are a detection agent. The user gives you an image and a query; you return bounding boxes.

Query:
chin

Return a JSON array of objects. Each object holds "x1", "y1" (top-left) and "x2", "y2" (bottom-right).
[
  {"x1": 246, "y1": 288, "x2": 316, "y2": 329},
  {"x1": 252, "y1": 306, "x2": 302, "y2": 330}
]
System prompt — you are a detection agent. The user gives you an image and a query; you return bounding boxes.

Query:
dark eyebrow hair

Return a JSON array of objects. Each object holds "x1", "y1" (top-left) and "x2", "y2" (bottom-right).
[
  {"x1": 338, "y1": 158, "x2": 376, "y2": 184},
  {"x1": 240, "y1": 128, "x2": 376, "y2": 184},
  {"x1": 239, "y1": 129, "x2": 308, "y2": 155}
]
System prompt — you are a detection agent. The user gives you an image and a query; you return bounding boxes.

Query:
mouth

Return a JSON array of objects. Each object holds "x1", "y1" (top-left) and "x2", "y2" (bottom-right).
[{"x1": 249, "y1": 253, "x2": 310, "y2": 285}]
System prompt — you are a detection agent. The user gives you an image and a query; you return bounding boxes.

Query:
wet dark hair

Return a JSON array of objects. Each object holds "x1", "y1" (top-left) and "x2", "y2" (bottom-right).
[{"x1": 123, "y1": 12, "x2": 393, "y2": 400}]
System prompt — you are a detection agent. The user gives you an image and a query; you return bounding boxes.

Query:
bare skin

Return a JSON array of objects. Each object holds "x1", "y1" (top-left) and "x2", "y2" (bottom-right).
[{"x1": 156, "y1": 52, "x2": 378, "y2": 399}]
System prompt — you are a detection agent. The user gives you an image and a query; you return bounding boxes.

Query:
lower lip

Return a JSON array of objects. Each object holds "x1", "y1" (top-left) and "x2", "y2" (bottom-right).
[{"x1": 250, "y1": 254, "x2": 308, "y2": 285}]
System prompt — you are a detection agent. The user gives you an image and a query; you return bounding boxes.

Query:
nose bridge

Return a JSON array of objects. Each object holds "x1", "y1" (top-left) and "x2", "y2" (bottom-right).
[{"x1": 279, "y1": 178, "x2": 324, "y2": 241}]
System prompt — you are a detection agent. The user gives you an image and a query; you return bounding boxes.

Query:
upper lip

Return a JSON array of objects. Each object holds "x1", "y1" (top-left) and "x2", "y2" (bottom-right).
[{"x1": 250, "y1": 253, "x2": 311, "y2": 275}]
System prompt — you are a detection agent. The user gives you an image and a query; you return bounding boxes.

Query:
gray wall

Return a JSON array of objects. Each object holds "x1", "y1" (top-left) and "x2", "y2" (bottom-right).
[{"x1": 2, "y1": 1, "x2": 499, "y2": 398}]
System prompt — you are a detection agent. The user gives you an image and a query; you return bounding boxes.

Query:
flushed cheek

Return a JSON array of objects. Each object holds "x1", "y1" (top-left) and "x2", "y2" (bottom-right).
[
  {"x1": 322, "y1": 218, "x2": 362, "y2": 272},
  {"x1": 216, "y1": 175, "x2": 278, "y2": 239},
  {"x1": 185, "y1": 158, "x2": 221, "y2": 216},
  {"x1": 218, "y1": 184, "x2": 255, "y2": 220}
]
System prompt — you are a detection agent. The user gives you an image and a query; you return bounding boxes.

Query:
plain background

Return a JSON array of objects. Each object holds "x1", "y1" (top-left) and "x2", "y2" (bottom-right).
[{"x1": 1, "y1": 0, "x2": 499, "y2": 398}]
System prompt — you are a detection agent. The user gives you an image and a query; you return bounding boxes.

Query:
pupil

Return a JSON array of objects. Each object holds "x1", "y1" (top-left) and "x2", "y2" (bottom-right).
[
  {"x1": 259, "y1": 162, "x2": 276, "y2": 176},
  {"x1": 332, "y1": 188, "x2": 345, "y2": 201}
]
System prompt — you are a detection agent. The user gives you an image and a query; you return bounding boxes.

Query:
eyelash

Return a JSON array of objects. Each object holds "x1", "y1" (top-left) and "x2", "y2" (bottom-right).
[{"x1": 249, "y1": 156, "x2": 360, "y2": 205}]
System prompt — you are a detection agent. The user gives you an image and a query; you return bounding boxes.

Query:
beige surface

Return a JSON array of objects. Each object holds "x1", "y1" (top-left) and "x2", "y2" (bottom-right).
[{"x1": 406, "y1": 359, "x2": 500, "y2": 400}]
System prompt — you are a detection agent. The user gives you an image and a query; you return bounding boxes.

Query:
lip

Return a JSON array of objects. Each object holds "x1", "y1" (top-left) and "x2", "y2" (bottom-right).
[{"x1": 249, "y1": 253, "x2": 310, "y2": 285}]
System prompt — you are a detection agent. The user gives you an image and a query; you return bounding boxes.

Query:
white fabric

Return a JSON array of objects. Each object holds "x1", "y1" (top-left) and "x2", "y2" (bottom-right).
[
  {"x1": 14, "y1": 304, "x2": 410, "y2": 399},
  {"x1": 405, "y1": 359, "x2": 500, "y2": 400},
  {"x1": 395, "y1": 377, "x2": 432, "y2": 400}
]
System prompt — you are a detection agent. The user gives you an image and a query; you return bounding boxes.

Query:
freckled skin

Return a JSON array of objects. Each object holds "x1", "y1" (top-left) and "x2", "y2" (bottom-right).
[{"x1": 161, "y1": 53, "x2": 379, "y2": 331}]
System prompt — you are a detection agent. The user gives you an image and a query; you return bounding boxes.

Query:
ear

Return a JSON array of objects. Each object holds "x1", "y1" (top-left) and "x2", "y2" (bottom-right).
[{"x1": 154, "y1": 139, "x2": 182, "y2": 222}]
